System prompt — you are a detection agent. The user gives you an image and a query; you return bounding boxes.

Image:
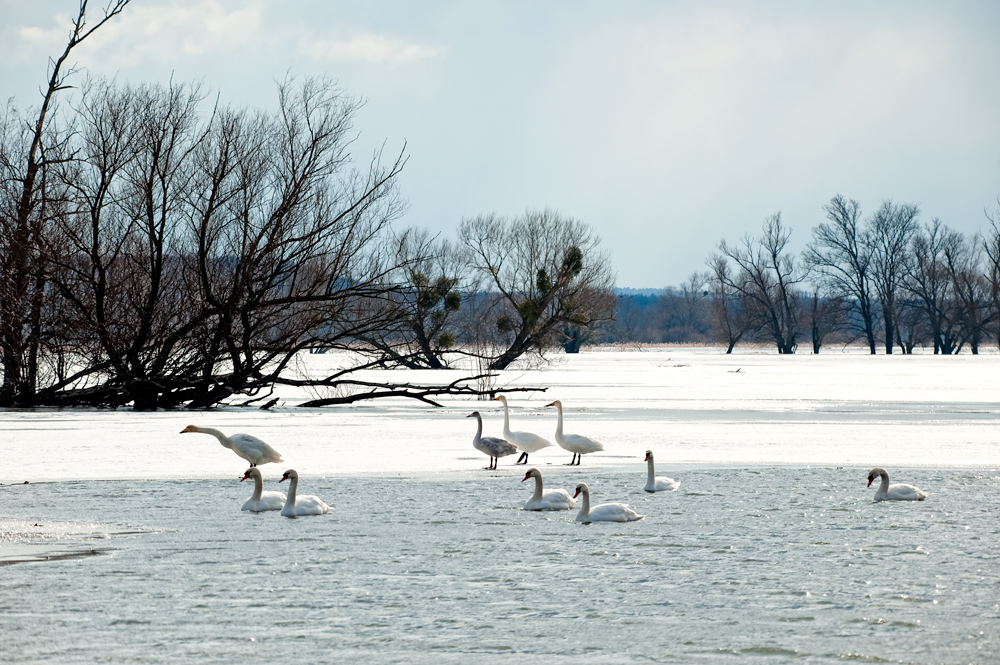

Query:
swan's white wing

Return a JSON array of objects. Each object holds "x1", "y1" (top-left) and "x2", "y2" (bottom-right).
[
  {"x1": 507, "y1": 430, "x2": 553, "y2": 453},
  {"x1": 886, "y1": 483, "x2": 927, "y2": 501},
  {"x1": 586, "y1": 502, "x2": 644, "y2": 522},
  {"x1": 646, "y1": 476, "x2": 680, "y2": 492},
  {"x1": 230, "y1": 433, "x2": 284, "y2": 465},
  {"x1": 525, "y1": 488, "x2": 575, "y2": 511},
  {"x1": 560, "y1": 433, "x2": 604, "y2": 454},
  {"x1": 282, "y1": 494, "x2": 329, "y2": 516}
]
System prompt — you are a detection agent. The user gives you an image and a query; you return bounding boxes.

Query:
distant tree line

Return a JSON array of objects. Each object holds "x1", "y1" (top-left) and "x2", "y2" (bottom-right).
[
  {"x1": 603, "y1": 196, "x2": 1000, "y2": 355},
  {"x1": 0, "y1": 3, "x2": 615, "y2": 409}
]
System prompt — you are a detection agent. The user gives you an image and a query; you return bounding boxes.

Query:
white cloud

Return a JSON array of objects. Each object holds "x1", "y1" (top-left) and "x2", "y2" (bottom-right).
[{"x1": 303, "y1": 33, "x2": 440, "y2": 64}]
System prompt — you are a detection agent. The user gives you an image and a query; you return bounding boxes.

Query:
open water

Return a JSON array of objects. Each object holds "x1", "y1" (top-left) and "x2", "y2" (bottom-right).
[{"x1": 2, "y1": 465, "x2": 998, "y2": 663}]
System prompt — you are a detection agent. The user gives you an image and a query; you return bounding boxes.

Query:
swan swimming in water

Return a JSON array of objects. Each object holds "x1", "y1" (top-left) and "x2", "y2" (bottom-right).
[
  {"x1": 181, "y1": 425, "x2": 283, "y2": 467},
  {"x1": 278, "y1": 469, "x2": 329, "y2": 517},
  {"x1": 867, "y1": 467, "x2": 928, "y2": 501},
  {"x1": 644, "y1": 450, "x2": 680, "y2": 492},
  {"x1": 573, "y1": 482, "x2": 644, "y2": 523},
  {"x1": 545, "y1": 400, "x2": 604, "y2": 465},
  {"x1": 521, "y1": 467, "x2": 575, "y2": 511},
  {"x1": 240, "y1": 468, "x2": 286, "y2": 512},
  {"x1": 495, "y1": 395, "x2": 552, "y2": 464},
  {"x1": 467, "y1": 411, "x2": 518, "y2": 470}
]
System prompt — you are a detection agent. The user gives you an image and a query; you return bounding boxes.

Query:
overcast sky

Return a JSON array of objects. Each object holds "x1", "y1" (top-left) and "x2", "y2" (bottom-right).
[{"x1": 2, "y1": 1, "x2": 999, "y2": 287}]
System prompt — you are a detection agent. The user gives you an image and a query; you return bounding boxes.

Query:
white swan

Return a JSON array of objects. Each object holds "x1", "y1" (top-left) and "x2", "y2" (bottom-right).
[
  {"x1": 278, "y1": 469, "x2": 329, "y2": 517},
  {"x1": 521, "y1": 467, "x2": 575, "y2": 511},
  {"x1": 495, "y1": 395, "x2": 552, "y2": 464},
  {"x1": 240, "y1": 468, "x2": 286, "y2": 512},
  {"x1": 545, "y1": 400, "x2": 604, "y2": 465},
  {"x1": 573, "y1": 482, "x2": 644, "y2": 523},
  {"x1": 181, "y1": 425, "x2": 283, "y2": 467},
  {"x1": 467, "y1": 411, "x2": 518, "y2": 470},
  {"x1": 644, "y1": 450, "x2": 680, "y2": 492},
  {"x1": 867, "y1": 467, "x2": 928, "y2": 502}
]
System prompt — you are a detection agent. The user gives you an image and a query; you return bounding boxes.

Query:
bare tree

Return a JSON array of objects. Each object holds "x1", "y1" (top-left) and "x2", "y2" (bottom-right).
[
  {"x1": 983, "y1": 204, "x2": 1000, "y2": 349},
  {"x1": 706, "y1": 255, "x2": 755, "y2": 353},
  {"x1": 807, "y1": 291, "x2": 848, "y2": 354},
  {"x1": 802, "y1": 195, "x2": 878, "y2": 353},
  {"x1": 943, "y1": 232, "x2": 992, "y2": 354},
  {"x1": 0, "y1": 0, "x2": 131, "y2": 405},
  {"x1": 354, "y1": 228, "x2": 464, "y2": 369},
  {"x1": 905, "y1": 219, "x2": 962, "y2": 354},
  {"x1": 868, "y1": 200, "x2": 919, "y2": 354},
  {"x1": 716, "y1": 213, "x2": 802, "y2": 353},
  {"x1": 458, "y1": 209, "x2": 615, "y2": 369}
]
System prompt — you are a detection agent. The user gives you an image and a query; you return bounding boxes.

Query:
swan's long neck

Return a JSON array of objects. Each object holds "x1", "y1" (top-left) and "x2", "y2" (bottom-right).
[
  {"x1": 251, "y1": 473, "x2": 263, "y2": 501},
  {"x1": 531, "y1": 475, "x2": 544, "y2": 502},
  {"x1": 200, "y1": 427, "x2": 231, "y2": 448},
  {"x1": 647, "y1": 457, "x2": 656, "y2": 484},
  {"x1": 554, "y1": 404, "x2": 564, "y2": 439},
  {"x1": 501, "y1": 401, "x2": 511, "y2": 437},
  {"x1": 577, "y1": 489, "x2": 590, "y2": 517},
  {"x1": 876, "y1": 471, "x2": 889, "y2": 497},
  {"x1": 473, "y1": 414, "x2": 483, "y2": 443},
  {"x1": 285, "y1": 475, "x2": 298, "y2": 507}
]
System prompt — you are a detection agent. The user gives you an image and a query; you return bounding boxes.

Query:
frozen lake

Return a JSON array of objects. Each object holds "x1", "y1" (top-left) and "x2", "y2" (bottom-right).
[{"x1": 2, "y1": 349, "x2": 999, "y2": 662}]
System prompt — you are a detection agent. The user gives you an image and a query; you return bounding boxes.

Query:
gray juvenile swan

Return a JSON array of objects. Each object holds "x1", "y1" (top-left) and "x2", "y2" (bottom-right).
[
  {"x1": 181, "y1": 425, "x2": 283, "y2": 467},
  {"x1": 867, "y1": 467, "x2": 927, "y2": 501},
  {"x1": 495, "y1": 395, "x2": 552, "y2": 465},
  {"x1": 467, "y1": 411, "x2": 518, "y2": 470}
]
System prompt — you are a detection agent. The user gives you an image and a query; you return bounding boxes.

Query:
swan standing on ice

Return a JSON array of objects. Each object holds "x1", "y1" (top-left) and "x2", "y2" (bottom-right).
[
  {"x1": 573, "y1": 482, "x2": 644, "y2": 523},
  {"x1": 180, "y1": 425, "x2": 283, "y2": 467},
  {"x1": 240, "y1": 468, "x2": 286, "y2": 512},
  {"x1": 278, "y1": 469, "x2": 329, "y2": 517},
  {"x1": 467, "y1": 411, "x2": 518, "y2": 470},
  {"x1": 644, "y1": 450, "x2": 680, "y2": 492},
  {"x1": 495, "y1": 395, "x2": 552, "y2": 464},
  {"x1": 545, "y1": 400, "x2": 604, "y2": 465},
  {"x1": 521, "y1": 468, "x2": 575, "y2": 511},
  {"x1": 867, "y1": 467, "x2": 928, "y2": 501}
]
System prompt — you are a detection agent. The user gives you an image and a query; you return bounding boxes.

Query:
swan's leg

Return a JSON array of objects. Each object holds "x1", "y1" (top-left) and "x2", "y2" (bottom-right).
[
  {"x1": 574, "y1": 454, "x2": 581, "y2": 466},
  {"x1": 516, "y1": 452, "x2": 528, "y2": 464}
]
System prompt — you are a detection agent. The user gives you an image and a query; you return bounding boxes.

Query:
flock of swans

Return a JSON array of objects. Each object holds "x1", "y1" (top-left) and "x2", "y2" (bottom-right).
[
  {"x1": 180, "y1": 397, "x2": 928, "y2": 521},
  {"x1": 181, "y1": 424, "x2": 329, "y2": 517}
]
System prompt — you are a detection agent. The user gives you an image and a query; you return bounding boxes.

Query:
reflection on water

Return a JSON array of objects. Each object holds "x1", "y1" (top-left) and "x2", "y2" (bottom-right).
[{"x1": 1, "y1": 467, "x2": 998, "y2": 663}]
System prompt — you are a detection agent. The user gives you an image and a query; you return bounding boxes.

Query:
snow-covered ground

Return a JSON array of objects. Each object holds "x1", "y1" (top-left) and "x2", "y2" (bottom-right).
[{"x1": 3, "y1": 347, "x2": 998, "y2": 482}]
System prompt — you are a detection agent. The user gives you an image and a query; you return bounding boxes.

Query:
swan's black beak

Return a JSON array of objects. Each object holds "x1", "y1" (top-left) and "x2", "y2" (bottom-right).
[
  {"x1": 867, "y1": 477, "x2": 874, "y2": 487},
  {"x1": 573, "y1": 489, "x2": 581, "y2": 498},
  {"x1": 644, "y1": 453, "x2": 650, "y2": 461}
]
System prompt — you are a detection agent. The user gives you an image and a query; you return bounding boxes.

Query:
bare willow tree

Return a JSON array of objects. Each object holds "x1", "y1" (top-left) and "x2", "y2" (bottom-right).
[
  {"x1": 459, "y1": 209, "x2": 615, "y2": 369},
  {"x1": 942, "y1": 232, "x2": 993, "y2": 354},
  {"x1": 869, "y1": 200, "x2": 919, "y2": 354},
  {"x1": 802, "y1": 195, "x2": 878, "y2": 353},
  {"x1": 714, "y1": 213, "x2": 802, "y2": 354},
  {"x1": 706, "y1": 256, "x2": 755, "y2": 353},
  {"x1": 352, "y1": 228, "x2": 465, "y2": 369},
  {"x1": 984, "y1": 203, "x2": 1000, "y2": 349},
  {"x1": 0, "y1": 0, "x2": 131, "y2": 405},
  {"x1": 904, "y1": 219, "x2": 962, "y2": 354}
]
